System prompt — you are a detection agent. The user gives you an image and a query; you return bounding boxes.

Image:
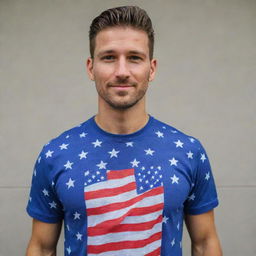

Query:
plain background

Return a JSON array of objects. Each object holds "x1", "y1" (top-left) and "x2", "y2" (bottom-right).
[{"x1": 0, "y1": 0, "x2": 255, "y2": 255}]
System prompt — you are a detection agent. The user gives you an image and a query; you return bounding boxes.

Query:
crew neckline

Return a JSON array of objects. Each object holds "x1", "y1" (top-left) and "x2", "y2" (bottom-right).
[{"x1": 89, "y1": 114, "x2": 155, "y2": 139}]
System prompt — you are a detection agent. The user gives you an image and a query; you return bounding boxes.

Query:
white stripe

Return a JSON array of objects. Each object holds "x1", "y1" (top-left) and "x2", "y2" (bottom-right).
[
  {"x1": 121, "y1": 209, "x2": 162, "y2": 224},
  {"x1": 88, "y1": 220, "x2": 162, "y2": 245},
  {"x1": 87, "y1": 193, "x2": 163, "y2": 227},
  {"x1": 85, "y1": 175, "x2": 134, "y2": 192},
  {"x1": 86, "y1": 189, "x2": 137, "y2": 208},
  {"x1": 88, "y1": 239, "x2": 161, "y2": 256}
]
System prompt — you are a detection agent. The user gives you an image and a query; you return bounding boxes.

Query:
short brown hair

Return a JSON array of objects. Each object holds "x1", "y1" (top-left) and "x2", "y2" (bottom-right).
[{"x1": 89, "y1": 6, "x2": 155, "y2": 59}]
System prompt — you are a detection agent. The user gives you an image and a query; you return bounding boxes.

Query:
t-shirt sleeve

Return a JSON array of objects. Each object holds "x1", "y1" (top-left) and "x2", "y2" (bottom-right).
[
  {"x1": 184, "y1": 141, "x2": 219, "y2": 215},
  {"x1": 26, "y1": 146, "x2": 64, "y2": 223}
]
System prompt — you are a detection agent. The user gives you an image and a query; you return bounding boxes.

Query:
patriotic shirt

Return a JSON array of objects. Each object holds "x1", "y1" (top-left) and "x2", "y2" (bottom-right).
[{"x1": 27, "y1": 114, "x2": 219, "y2": 256}]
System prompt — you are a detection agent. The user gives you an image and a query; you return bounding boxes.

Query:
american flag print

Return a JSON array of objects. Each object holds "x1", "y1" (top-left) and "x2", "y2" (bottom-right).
[{"x1": 84, "y1": 168, "x2": 164, "y2": 256}]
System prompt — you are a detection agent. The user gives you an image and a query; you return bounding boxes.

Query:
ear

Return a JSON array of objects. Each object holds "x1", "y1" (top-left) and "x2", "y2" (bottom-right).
[
  {"x1": 149, "y1": 58, "x2": 157, "y2": 82},
  {"x1": 86, "y1": 57, "x2": 95, "y2": 81}
]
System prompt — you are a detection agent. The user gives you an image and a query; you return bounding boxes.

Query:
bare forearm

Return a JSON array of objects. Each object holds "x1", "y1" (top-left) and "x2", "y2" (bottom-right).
[
  {"x1": 26, "y1": 242, "x2": 56, "y2": 256},
  {"x1": 192, "y1": 238, "x2": 222, "y2": 256}
]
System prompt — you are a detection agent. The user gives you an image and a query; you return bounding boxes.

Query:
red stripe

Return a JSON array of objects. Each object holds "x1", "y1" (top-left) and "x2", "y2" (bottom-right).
[
  {"x1": 107, "y1": 168, "x2": 134, "y2": 179},
  {"x1": 88, "y1": 203, "x2": 164, "y2": 231},
  {"x1": 145, "y1": 247, "x2": 161, "y2": 256},
  {"x1": 88, "y1": 231, "x2": 162, "y2": 254},
  {"x1": 88, "y1": 214, "x2": 163, "y2": 236},
  {"x1": 85, "y1": 182, "x2": 136, "y2": 200},
  {"x1": 87, "y1": 186, "x2": 163, "y2": 216},
  {"x1": 128, "y1": 203, "x2": 164, "y2": 216}
]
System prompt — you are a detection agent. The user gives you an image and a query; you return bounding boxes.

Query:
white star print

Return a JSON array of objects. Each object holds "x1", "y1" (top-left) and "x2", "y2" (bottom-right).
[
  {"x1": 177, "y1": 222, "x2": 180, "y2": 230},
  {"x1": 163, "y1": 216, "x2": 169, "y2": 224},
  {"x1": 171, "y1": 174, "x2": 179, "y2": 184},
  {"x1": 76, "y1": 232, "x2": 82, "y2": 240},
  {"x1": 130, "y1": 158, "x2": 140, "y2": 167},
  {"x1": 37, "y1": 156, "x2": 41, "y2": 163},
  {"x1": 73, "y1": 212, "x2": 81, "y2": 220},
  {"x1": 49, "y1": 201, "x2": 57, "y2": 208},
  {"x1": 200, "y1": 153, "x2": 207, "y2": 162},
  {"x1": 42, "y1": 189, "x2": 49, "y2": 196},
  {"x1": 33, "y1": 169, "x2": 36, "y2": 177},
  {"x1": 96, "y1": 160, "x2": 107, "y2": 169},
  {"x1": 108, "y1": 148, "x2": 119, "y2": 158},
  {"x1": 171, "y1": 130, "x2": 178, "y2": 133},
  {"x1": 92, "y1": 139, "x2": 102, "y2": 147},
  {"x1": 155, "y1": 131, "x2": 164, "y2": 138},
  {"x1": 189, "y1": 137, "x2": 195, "y2": 143},
  {"x1": 79, "y1": 151, "x2": 88, "y2": 159},
  {"x1": 45, "y1": 150, "x2": 54, "y2": 158},
  {"x1": 66, "y1": 135, "x2": 70, "y2": 139},
  {"x1": 174, "y1": 140, "x2": 183, "y2": 148},
  {"x1": 79, "y1": 132, "x2": 87, "y2": 138},
  {"x1": 66, "y1": 246, "x2": 71, "y2": 255},
  {"x1": 59, "y1": 143, "x2": 69, "y2": 150},
  {"x1": 64, "y1": 160, "x2": 73, "y2": 170},
  {"x1": 169, "y1": 157, "x2": 178, "y2": 166},
  {"x1": 186, "y1": 151, "x2": 193, "y2": 159},
  {"x1": 171, "y1": 238, "x2": 175, "y2": 247},
  {"x1": 205, "y1": 172, "x2": 210, "y2": 180},
  {"x1": 66, "y1": 178, "x2": 75, "y2": 189},
  {"x1": 126, "y1": 142, "x2": 134, "y2": 147},
  {"x1": 188, "y1": 193, "x2": 196, "y2": 201},
  {"x1": 145, "y1": 148, "x2": 155, "y2": 155}
]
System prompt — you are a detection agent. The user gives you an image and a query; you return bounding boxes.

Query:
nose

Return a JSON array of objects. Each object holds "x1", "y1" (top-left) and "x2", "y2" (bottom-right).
[{"x1": 114, "y1": 57, "x2": 130, "y2": 80}]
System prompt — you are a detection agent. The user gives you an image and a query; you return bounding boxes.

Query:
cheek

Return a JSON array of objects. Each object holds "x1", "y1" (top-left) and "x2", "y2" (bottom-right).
[
  {"x1": 93, "y1": 65, "x2": 113, "y2": 82},
  {"x1": 131, "y1": 65, "x2": 151, "y2": 81}
]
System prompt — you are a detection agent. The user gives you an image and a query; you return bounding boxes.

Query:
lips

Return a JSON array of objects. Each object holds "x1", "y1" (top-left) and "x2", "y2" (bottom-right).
[
  {"x1": 111, "y1": 86, "x2": 133, "y2": 90},
  {"x1": 110, "y1": 84, "x2": 133, "y2": 87}
]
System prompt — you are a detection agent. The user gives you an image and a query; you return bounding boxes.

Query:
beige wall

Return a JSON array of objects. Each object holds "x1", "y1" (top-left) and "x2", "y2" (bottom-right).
[{"x1": 0, "y1": 0, "x2": 255, "y2": 255}]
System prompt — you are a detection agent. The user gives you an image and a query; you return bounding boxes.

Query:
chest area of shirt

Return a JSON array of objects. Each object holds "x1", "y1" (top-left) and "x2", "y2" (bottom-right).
[{"x1": 54, "y1": 148, "x2": 193, "y2": 216}]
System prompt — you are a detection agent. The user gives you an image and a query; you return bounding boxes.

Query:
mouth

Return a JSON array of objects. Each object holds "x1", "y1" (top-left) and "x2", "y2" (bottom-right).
[{"x1": 110, "y1": 84, "x2": 134, "y2": 90}]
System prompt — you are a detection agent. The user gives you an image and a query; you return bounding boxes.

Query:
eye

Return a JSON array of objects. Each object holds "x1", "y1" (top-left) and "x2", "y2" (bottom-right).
[
  {"x1": 101, "y1": 55, "x2": 115, "y2": 61},
  {"x1": 129, "y1": 55, "x2": 142, "y2": 60}
]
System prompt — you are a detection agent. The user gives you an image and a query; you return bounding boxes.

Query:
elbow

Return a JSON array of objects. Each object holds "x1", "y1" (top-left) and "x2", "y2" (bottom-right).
[
  {"x1": 26, "y1": 241, "x2": 56, "y2": 256},
  {"x1": 192, "y1": 237, "x2": 223, "y2": 256}
]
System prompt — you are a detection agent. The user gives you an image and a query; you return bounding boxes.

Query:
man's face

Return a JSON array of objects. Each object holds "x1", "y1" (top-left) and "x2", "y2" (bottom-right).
[{"x1": 87, "y1": 26, "x2": 157, "y2": 110}]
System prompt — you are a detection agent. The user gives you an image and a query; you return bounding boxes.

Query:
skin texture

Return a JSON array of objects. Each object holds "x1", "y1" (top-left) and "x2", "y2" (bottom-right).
[
  {"x1": 26, "y1": 26, "x2": 222, "y2": 255},
  {"x1": 26, "y1": 219, "x2": 62, "y2": 256},
  {"x1": 185, "y1": 210, "x2": 222, "y2": 256}
]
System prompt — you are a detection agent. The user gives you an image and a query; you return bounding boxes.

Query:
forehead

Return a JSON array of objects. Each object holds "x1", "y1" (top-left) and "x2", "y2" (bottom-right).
[{"x1": 94, "y1": 26, "x2": 149, "y2": 56}]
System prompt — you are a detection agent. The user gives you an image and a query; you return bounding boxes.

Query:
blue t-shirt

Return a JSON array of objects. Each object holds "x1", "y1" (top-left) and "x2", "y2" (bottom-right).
[{"x1": 27, "y1": 115, "x2": 219, "y2": 256}]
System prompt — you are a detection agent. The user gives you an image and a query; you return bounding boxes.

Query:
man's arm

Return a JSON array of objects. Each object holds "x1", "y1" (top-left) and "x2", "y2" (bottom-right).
[
  {"x1": 26, "y1": 219, "x2": 62, "y2": 256},
  {"x1": 185, "y1": 210, "x2": 222, "y2": 256}
]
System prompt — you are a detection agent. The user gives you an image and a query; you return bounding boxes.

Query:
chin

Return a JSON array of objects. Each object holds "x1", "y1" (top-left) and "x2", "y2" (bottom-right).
[{"x1": 107, "y1": 99, "x2": 139, "y2": 110}]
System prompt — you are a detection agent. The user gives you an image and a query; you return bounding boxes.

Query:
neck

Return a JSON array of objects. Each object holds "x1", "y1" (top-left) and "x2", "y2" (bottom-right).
[{"x1": 95, "y1": 98, "x2": 149, "y2": 135}]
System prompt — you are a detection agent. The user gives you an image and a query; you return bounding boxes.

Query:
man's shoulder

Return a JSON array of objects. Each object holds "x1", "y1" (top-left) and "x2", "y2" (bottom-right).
[
  {"x1": 40, "y1": 116, "x2": 94, "y2": 151},
  {"x1": 152, "y1": 116, "x2": 204, "y2": 150}
]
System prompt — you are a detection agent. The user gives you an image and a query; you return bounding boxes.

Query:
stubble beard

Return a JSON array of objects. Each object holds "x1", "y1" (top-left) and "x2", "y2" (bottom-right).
[
  {"x1": 96, "y1": 76, "x2": 150, "y2": 110},
  {"x1": 99, "y1": 86, "x2": 147, "y2": 110}
]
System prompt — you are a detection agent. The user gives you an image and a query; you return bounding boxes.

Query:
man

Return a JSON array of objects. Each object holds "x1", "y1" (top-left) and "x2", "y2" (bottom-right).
[{"x1": 26, "y1": 6, "x2": 222, "y2": 256}]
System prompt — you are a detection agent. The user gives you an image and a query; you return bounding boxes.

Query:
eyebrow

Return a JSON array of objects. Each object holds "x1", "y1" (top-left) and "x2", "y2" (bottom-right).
[{"x1": 97, "y1": 50, "x2": 147, "y2": 58}]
